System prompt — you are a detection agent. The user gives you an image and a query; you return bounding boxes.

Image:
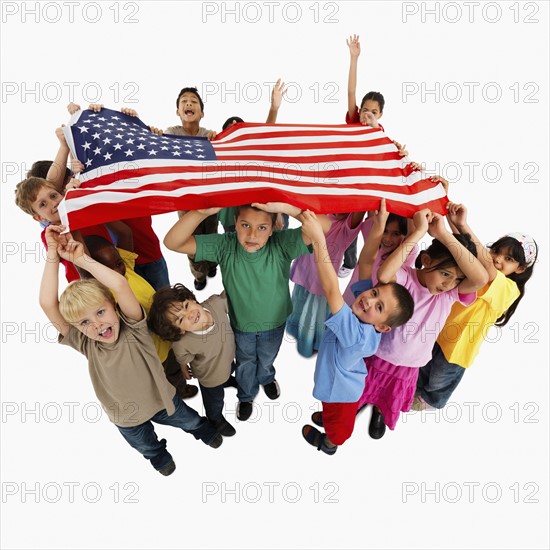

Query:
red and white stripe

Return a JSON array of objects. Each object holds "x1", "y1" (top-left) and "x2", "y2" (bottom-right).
[{"x1": 59, "y1": 122, "x2": 447, "y2": 230}]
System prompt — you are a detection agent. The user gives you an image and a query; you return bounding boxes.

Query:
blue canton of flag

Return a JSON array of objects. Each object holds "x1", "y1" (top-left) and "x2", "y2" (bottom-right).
[{"x1": 69, "y1": 108, "x2": 216, "y2": 174}]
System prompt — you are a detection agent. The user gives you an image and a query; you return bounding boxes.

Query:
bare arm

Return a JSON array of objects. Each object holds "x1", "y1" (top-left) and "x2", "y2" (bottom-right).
[
  {"x1": 358, "y1": 200, "x2": 387, "y2": 280},
  {"x1": 46, "y1": 127, "x2": 70, "y2": 193},
  {"x1": 377, "y1": 209, "x2": 431, "y2": 284},
  {"x1": 428, "y1": 214, "x2": 489, "y2": 293},
  {"x1": 251, "y1": 202, "x2": 332, "y2": 244},
  {"x1": 266, "y1": 78, "x2": 286, "y2": 124},
  {"x1": 164, "y1": 208, "x2": 221, "y2": 254},
  {"x1": 446, "y1": 202, "x2": 497, "y2": 282},
  {"x1": 346, "y1": 34, "x2": 361, "y2": 119},
  {"x1": 39, "y1": 227, "x2": 71, "y2": 337},
  {"x1": 301, "y1": 211, "x2": 344, "y2": 315}
]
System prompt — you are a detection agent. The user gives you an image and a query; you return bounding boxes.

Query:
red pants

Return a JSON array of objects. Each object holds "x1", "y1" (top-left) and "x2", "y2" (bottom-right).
[{"x1": 322, "y1": 400, "x2": 360, "y2": 446}]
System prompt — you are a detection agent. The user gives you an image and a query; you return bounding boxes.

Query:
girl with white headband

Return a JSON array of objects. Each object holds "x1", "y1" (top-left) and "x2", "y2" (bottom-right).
[{"x1": 414, "y1": 202, "x2": 538, "y2": 411}]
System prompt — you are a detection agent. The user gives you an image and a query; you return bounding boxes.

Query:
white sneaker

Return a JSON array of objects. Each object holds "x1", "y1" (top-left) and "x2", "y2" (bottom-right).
[
  {"x1": 411, "y1": 396, "x2": 433, "y2": 412},
  {"x1": 338, "y1": 266, "x2": 353, "y2": 278}
]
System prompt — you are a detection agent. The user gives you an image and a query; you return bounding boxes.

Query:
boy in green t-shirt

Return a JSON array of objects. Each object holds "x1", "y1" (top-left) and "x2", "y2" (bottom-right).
[{"x1": 164, "y1": 203, "x2": 324, "y2": 421}]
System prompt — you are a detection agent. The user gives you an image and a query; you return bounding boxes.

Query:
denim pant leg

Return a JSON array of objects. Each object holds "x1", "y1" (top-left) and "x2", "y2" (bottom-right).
[
  {"x1": 419, "y1": 344, "x2": 466, "y2": 409},
  {"x1": 117, "y1": 422, "x2": 174, "y2": 471},
  {"x1": 343, "y1": 237, "x2": 358, "y2": 268},
  {"x1": 234, "y1": 330, "x2": 260, "y2": 402},
  {"x1": 256, "y1": 323, "x2": 285, "y2": 386},
  {"x1": 152, "y1": 396, "x2": 218, "y2": 444},
  {"x1": 199, "y1": 383, "x2": 225, "y2": 423},
  {"x1": 134, "y1": 256, "x2": 170, "y2": 291}
]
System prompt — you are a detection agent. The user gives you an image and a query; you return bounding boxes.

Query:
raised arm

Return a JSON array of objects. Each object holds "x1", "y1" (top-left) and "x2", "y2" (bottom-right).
[
  {"x1": 56, "y1": 228, "x2": 143, "y2": 322},
  {"x1": 346, "y1": 34, "x2": 360, "y2": 120},
  {"x1": 164, "y1": 208, "x2": 221, "y2": 254},
  {"x1": 446, "y1": 202, "x2": 497, "y2": 282},
  {"x1": 251, "y1": 202, "x2": 332, "y2": 244},
  {"x1": 266, "y1": 78, "x2": 287, "y2": 124},
  {"x1": 45, "y1": 127, "x2": 70, "y2": 193},
  {"x1": 377, "y1": 209, "x2": 431, "y2": 284},
  {"x1": 301, "y1": 210, "x2": 344, "y2": 315},
  {"x1": 358, "y1": 199, "x2": 388, "y2": 280},
  {"x1": 427, "y1": 213, "x2": 489, "y2": 293},
  {"x1": 39, "y1": 226, "x2": 71, "y2": 337}
]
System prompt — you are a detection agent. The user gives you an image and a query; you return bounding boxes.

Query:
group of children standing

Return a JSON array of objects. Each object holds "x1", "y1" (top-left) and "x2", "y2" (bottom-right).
[{"x1": 14, "y1": 35, "x2": 538, "y2": 473}]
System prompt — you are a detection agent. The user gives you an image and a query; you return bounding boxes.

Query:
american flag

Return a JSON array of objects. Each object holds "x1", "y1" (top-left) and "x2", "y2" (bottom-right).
[{"x1": 60, "y1": 108, "x2": 448, "y2": 230}]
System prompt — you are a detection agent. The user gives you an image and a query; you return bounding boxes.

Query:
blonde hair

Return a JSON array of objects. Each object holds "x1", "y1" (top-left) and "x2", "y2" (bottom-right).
[
  {"x1": 59, "y1": 279, "x2": 115, "y2": 324},
  {"x1": 14, "y1": 177, "x2": 59, "y2": 216}
]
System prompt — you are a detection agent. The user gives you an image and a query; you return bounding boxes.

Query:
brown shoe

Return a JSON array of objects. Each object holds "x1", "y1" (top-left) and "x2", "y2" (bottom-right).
[{"x1": 177, "y1": 384, "x2": 198, "y2": 399}]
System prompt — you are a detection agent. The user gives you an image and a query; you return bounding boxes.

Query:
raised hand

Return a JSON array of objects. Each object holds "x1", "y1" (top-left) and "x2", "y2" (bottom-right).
[
  {"x1": 271, "y1": 78, "x2": 287, "y2": 111},
  {"x1": 446, "y1": 202, "x2": 467, "y2": 229},
  {"x1": 346, "y1": 34, "x2": 361, "y2": 58}
]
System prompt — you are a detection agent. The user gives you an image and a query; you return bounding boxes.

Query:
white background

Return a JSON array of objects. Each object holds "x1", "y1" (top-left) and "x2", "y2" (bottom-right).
[{"x1": 1, "y1": 1, "x2": 548, "y2": 549}]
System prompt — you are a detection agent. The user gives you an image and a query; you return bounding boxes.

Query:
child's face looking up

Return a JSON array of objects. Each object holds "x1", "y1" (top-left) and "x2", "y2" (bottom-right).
[
  {"x1": 176, "y1": 92, "x2": 204, "y2": 123},
  {"x1": 74, "y1": 300, "x2": 119, "y2": 343},
  {"x1": 381, "y1": 220, "x2": 405, "y2": 254},
  {"x1": 32, "y1": 186, "x2": 63, "y2": 224},
  {"x1": 235, "y1": 208, "x2": 274, "y2": 253},
  {"x1": 351, "y1": 285, "x2": 396, "y2": 332},
  {"x1": 168, "y1": 300, "x2": 211, "y2": 334},
  {"x1": 359, "y1": 99, "x2": 383, "y2": 125}
]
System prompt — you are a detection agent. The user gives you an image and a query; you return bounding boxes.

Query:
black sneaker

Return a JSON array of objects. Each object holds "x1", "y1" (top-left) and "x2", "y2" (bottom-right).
[
  {"x1": 369, "y1": 406, "x2": 386, "y2": 439},
  {"x1": 213, "y1": 417, "x2": 236, "y2": 437},
  {"x1": 263, "y1": 379, "x2": 280, "y2": 400},
  {"x1": 223, "y1": 375, "x2": 239, "y2": 389},
  {"x1": 207, "y1": 267, "x2": 217, "y2": 278},
  {"x1": 237, "y1": 401, "x2": 253, "y2": 421},
  {"x1": 208, "y1": 434, "x2": 223, "y2": 448},
  {"x1": 158, "y1": 460, "x2": 176, "y2": 476},
  {"x1": 194, "y1": 279, "x2": 207, "y2": 291}
]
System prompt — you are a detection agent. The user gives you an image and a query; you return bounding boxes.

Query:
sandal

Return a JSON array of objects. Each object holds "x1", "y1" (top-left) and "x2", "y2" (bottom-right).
[
  {"x1": 311, "y1": 411, "x2": 324, "y2": 427},
  {"x1": 302, "y1": 425, "x2": 337, "y2": 455}
]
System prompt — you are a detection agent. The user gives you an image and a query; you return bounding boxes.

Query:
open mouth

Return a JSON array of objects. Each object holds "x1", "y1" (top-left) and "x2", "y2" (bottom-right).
[
  {"x1": 184, "y1": 109, "x2": 195, "y2": 116},
  {"x1": 193, "y1": 311, "x2": 200, "y2": 324},
  {"x1": 359, "y1": 299, "x2": 367, "y2": 312},
  {"x1": 99, "y1": 327, "x2": 113, "y2": 339}
]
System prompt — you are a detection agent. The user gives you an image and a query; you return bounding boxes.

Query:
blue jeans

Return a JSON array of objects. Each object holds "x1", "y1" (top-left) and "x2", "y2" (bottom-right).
[
  {"x1": 199, "y1": 383, "x2": 226, "y2": 423},
  {"x1": 234, "y1": 323, "x2": 285, "y2": 402},
  {"x1": 116, "y1": 396, "x2": 217, "y2": 471},
  {"x1": 134, "y1": 257, "x2": 170, "y2": 291},
  {"x1": 417, "y1": 343, "x2": 466, "y2": 409}
]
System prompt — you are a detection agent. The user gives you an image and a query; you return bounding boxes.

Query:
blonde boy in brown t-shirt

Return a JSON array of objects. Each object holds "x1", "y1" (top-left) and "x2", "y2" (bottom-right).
[{"x1": 39, "y1": 225, "x2": 223, "y2": 476}]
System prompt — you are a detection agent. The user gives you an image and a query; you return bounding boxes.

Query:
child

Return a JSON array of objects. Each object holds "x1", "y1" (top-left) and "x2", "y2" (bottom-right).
[
  {"x1": 164, "y1": 87, "x2": 218, "y2": 291},
  {"x1": 414, "y1": 203, "x2": 538, "y2": 410},
  {"x1": 219, "y1": 78, "x2": 288, "y2": 232},
  {"x1": 148, "y1": 284, "x2": 237, "y2": 437},
  {"x1": 287, "y1": 211, "x2": 365, "y2": 357},
  {"x1": 338, "y1": 35, "x2": 407, "y2": 277},
  {"x1": 299, "y1": 204, "x2": 414, "y2": 455},
  {"x1": 40, "y1": 226, "x2": 222, "y2": 476},
  {"x1": 14, "y1": 175, "x2": 122, "y2": 282},
  {"x1": 342, "y1": 212, "x2": 409, "y2": 306},
  {"x1": 358, "y1": 209, "x2": 489, "y2": 439},
  {"x1": 83, "y1": 235, "x2": 198, "y2": 399},
  {"x1": 163, "y1": 202, "x2": 313, "y2": 422}
]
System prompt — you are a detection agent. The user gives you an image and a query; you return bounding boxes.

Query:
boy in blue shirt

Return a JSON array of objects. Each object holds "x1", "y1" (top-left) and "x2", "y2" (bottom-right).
[{"x1": 300, "y1": 202, "x2": 414, "y2": 455}]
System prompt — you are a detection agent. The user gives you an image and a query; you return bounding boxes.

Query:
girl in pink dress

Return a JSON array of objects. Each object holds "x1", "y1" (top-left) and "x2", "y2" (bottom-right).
[{"x1": 358, "y1": 208, "x2": 489, "y2": 439}]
